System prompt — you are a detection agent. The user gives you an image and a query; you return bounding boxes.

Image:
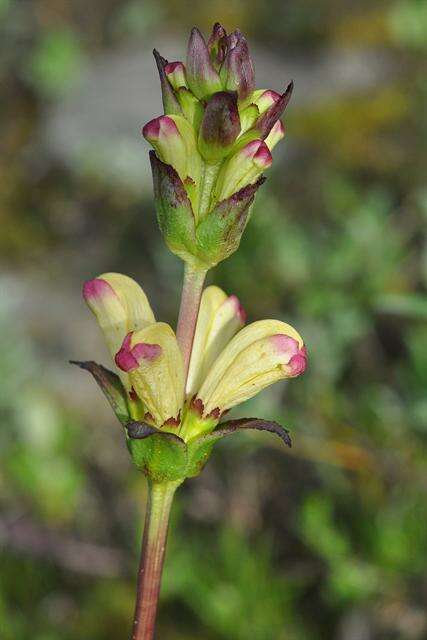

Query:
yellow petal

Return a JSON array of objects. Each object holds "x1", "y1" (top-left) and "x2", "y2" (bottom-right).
[
  {"x1": 197, "y1": 319, "x2": 306, "y2": 415},
  {"x1": 186, "y1": 286, "x2": 246, "y2": 397},
  {"x1": 83, "y1": 272, "x2": 155, "y2": 390},
  {"x1": 115, "y1": 322, "x2": 185, "y2": 428}
]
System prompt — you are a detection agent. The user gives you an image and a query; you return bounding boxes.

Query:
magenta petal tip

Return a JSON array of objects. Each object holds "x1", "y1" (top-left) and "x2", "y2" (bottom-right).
[
  {"x1": 82, "y1": 277, "x2": 112, "y2": 301},
  {"x1": 228, "y1": 295, "x2": 247, "y2": 324},
  {"x1": 115, "y1": 333, "x2": 162, "y2": 372}
]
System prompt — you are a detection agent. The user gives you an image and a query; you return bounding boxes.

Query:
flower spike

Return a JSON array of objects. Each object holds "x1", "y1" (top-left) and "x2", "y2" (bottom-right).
[
  {"x1": 78, "y1": 24, "x2": 306, "y2": 485},
  {"x1": 142, "y1": 24, "x2": 294, "y2": 268}
]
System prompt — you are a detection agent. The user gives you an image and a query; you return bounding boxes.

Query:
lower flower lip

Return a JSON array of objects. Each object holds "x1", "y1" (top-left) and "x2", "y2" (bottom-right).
[{"x1": 288, "y1": 351, "x2": 307, "y2": 376}]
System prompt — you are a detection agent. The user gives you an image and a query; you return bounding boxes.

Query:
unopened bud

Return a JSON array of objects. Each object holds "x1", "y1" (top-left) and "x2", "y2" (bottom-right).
[
  {"x1": 186, "y1": 27, "x2": 222, "y2": 99},
  {"x1": 198, "y1": 91, "x2": 241, "y2": 163}
]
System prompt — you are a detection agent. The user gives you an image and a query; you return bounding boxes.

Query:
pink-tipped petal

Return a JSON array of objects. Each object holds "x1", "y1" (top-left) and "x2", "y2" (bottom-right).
[
  {"x1": 115, "y1": 333, "x2": 162, "y2": 372},
  {"x1": 228, "y1": 295, "x2": 247, "y2": 324},
  {"x1": 288, "y1": 350, "x2": 307, "y2": 376},
  {"x1": 142, "y1": 115, "x2": 178, "y2": 141},
  {"x1": 115, "y1": 333, "x2": 139, "y2": 372},
  {"x1": 271, "y1": 337, "x2": 307, "y2": 376},
  {"x1": 164, "y1": 61, "x2": 187, "y2": 89},
  {"x1": 241, "y1": 139, "x2": 263, "y2": 158},
  {"x1": 82, "y1": 277, "x2": 115, "y2": 301},
  {"x1": 262, "y1": 89, "x2": 281, "y2": 103},
  {"x1": 253, "y1": 141, "x2": 273, "y2": 168},
  {"x1": 165, "y1": 61, "x2": 184, "y2": 74},
  {"x1": 270, "y1": 334, "x2": 300, "y2": 357}
]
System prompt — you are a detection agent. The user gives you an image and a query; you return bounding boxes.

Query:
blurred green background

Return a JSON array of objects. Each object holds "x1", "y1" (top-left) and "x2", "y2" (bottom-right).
[{"x1": 1, "y1": 0, "x2": 426, "y2": 638}]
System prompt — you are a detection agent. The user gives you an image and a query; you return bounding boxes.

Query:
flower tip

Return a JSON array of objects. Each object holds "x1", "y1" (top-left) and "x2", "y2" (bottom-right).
[
  {"x1": 253, "y1": 141, "x2": 273, "y2": 168},
  {"x1": 82, "y1": 277, "x2": 112, "y2": 301},
  {"x1": 164, "y1": 61, "x2": 187, "y2": 89},
  {"x1": 228, "y1": 294, "x2": 247, "y2": 324},
  {"x1": 165, "y1": 61, "x2": 184, "y2": 74},
  {"x1": 288, "y1": 350, "x2": 307, "y2": 377},
  {"x1": 264, "y1": 89, "x2": 282, "y2": 104},
  {"x1": 270, "y1": 335, "x2": 307, "y2": 376},
  {"x1": 142, "y1": 115, "x2": 177, "y2": 141}
]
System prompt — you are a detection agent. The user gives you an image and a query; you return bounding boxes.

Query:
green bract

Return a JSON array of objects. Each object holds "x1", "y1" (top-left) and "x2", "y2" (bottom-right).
[{"x1": 72, "y1": 361, "x2": 292, "y2": 483}]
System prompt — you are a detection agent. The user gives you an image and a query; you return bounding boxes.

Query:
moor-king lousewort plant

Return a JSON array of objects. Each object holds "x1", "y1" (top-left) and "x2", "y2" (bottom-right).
[{"x1": 73, "y1": 23, "x2": 307, "y2": 640}]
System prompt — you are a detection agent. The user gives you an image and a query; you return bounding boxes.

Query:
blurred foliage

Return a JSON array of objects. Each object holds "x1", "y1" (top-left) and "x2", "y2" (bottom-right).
[{"x1": 0, "y1": 0, "x2": 426, "y2": 639}]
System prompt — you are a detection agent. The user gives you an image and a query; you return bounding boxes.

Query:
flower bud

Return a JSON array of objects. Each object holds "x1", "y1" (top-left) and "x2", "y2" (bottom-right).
[
  {"x1": 196, "y1": 320, "x2": 307, "y2": 417},
  {"x1": 142, "y1": 114, "x2": 201, "y2": 204},
  {"x1": 82, "y1": 273, "x2": 155, "y2": 391},
  {"x1": 164, "y1": 61, "x2": 187, "y2": 90},
  {"x1": 208, "y1": 22, "x2": 227, "y2": 69},
  {"x1": 115, "y1": 323, "x2": 185, "y2": 429},
  {"x1": 265, "y1": 119, "x2": 285, "y2": 150},
  {"x1": 142, "y1": 115, "x2": 187, "y2": 180},
  {"x1": 219, "y1": 30, "x2": 255, "y2": 102},
  {"x1": 215, "y1": 139, "x2": 272, "y2": 200},
  {"x1": 251, "y1": 89, "x2": 281, "y2": 115},
  {"x1": 198, "y1": 91, "x2": 241, "y2": 163},
  {"x1": 186, "y1": 27, "x2": 222, "y2": 99}
]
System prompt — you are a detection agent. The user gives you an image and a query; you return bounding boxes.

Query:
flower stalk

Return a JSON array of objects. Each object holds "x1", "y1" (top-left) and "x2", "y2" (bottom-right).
[
  {"x1": 131, "y1": 480, "x2": 181, "y2": 640},
  {"x1": 176, "y1": 264, "x2": 207, "y2": 379}
]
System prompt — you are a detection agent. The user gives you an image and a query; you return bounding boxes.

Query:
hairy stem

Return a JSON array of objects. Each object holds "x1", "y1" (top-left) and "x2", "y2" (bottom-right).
[
  {"x1": 131, "y1": 481, "x2": 180, "y2": 640},
  {"x1": 176, "y1": 263, "x2": 207, "y2": 380}
]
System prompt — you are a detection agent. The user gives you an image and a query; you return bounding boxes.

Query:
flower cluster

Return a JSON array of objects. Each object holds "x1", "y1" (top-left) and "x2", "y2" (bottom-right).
[
  {"x1": 83, "y1": 273, "x2": 306, "y2": 445},
  {"x1": 143, "y1": 23, "x2": 293, "y2": 269}
]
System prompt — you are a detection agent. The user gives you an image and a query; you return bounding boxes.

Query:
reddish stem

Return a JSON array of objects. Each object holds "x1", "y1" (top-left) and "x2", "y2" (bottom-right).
[
  {"x1": 176, "y1": 264, "x2": 207, "y2": 379},
  {"x1": 131, "y1": 481, "x2": 180, "y2": 640}
]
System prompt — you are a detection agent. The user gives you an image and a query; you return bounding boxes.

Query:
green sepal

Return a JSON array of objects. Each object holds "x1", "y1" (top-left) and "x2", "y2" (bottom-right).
[
  {"x1": 70, "y1": 360, "x2": 130, "y2": 426},
  {"x1": 185, "y1": 436, "x2": 217, "y2": 477},
  {"x1": 195, "y1": 177, "x2": 265, "y2": 267},
  {"x1": 185, "y1": 417, "x2": 291, "y2": 477},
  {"x1": 126, "y1": 421, "x2": 188, "y2": 482}
]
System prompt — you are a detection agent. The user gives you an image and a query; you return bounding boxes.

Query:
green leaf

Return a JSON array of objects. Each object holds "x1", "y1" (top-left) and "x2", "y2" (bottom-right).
[
  {"x1": 70, "y1": 360, "x2": 130, "y2": 426},
  {"x1": 126, "y1": 421, "x2": 188, "y2": 482}
]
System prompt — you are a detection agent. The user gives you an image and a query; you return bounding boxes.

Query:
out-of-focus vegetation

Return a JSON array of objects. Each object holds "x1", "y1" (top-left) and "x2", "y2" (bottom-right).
[{"x1": 1, "y1": 1, "x2": 426, "y2": 638}]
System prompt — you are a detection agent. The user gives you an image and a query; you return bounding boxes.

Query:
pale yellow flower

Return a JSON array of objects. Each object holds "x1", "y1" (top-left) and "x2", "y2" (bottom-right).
[{"x1": 83, "y1": 274, "x2": 306, "y2": 437}]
